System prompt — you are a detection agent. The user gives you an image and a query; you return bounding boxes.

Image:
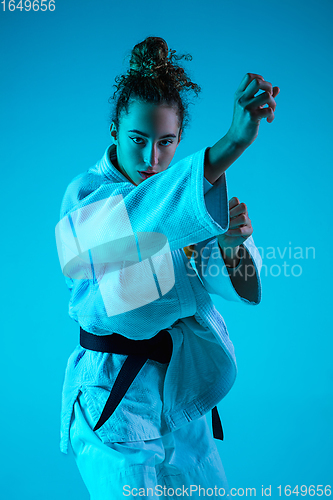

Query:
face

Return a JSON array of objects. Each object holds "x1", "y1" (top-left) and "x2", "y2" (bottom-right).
[{"x1": 110, "y1": 100, "x2": 182, "y2": 186}]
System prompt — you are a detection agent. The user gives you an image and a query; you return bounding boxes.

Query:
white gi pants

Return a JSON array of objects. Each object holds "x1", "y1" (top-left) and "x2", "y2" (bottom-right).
[{"x1": 69, "y1": 392, "x2": 230, "y2": 499}]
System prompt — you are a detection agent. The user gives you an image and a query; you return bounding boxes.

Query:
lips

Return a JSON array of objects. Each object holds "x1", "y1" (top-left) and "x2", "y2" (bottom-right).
[{"x1": 138, "y1": 171, "x2": 157, "y2": 179}]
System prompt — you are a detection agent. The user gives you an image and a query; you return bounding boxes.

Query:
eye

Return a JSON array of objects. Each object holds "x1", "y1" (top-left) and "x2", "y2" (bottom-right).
[
  {"x1": 130, "y1": 137, "x2": 145, "y2": 145},
  {"x1": 130, "y1": 137, "x2": 173, "y2": 147}
]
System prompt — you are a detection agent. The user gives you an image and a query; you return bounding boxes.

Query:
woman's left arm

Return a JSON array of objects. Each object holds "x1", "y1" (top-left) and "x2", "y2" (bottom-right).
[{"x1": 189, "y1": 227, "x2": 262, "y2": 305}]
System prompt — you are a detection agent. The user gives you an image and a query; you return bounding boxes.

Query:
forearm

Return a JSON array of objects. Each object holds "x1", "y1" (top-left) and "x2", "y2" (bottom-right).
[
  {"x1": 217, "y1": 238, "x2": 241, "y2": 268},
  {"x1": 204, "y1": 132, "x2": 248, "y2": 185}
]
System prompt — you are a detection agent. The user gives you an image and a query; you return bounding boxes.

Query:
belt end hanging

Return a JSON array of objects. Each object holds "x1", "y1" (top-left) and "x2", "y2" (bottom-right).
[{"x1": 212, "y1": 405, "x2": 224, "y2": 441}]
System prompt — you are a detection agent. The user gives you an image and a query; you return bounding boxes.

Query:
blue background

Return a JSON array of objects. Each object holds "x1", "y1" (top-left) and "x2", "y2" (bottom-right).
[{"x1": 1, "y1": 0, "x2": 332, "y2": 498}]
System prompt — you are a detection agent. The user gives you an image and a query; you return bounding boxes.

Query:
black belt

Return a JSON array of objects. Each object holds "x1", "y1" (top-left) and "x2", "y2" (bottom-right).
[{"x1": 79, "y1": 326, "x2": 224, "y2": 440}]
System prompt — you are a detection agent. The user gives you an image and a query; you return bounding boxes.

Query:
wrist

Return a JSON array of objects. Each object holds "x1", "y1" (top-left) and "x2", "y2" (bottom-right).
[
  {"x1": 225, "y1": 129, "x2": 251, "y2": 151},
  {"x1": 205, "y1": 133, "x2": 248, "y2": 185},
  {"x1": 223, "y1": 253, "x2": 241, "y2": 268},
  {"x1": 217, "y1": 241, "x2": 241, "y2": 268}
]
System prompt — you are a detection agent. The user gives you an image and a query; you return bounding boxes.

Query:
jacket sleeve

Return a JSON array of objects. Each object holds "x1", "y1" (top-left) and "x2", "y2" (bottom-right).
[
  {"x1": 55, "y1": 146, "x2": 230, "y2": 282},
  {"x1": 55, "y1": 146, "x2": 235, "y2": 334},
  {"x1": 190, "y1": 234, "x2": 262, "y2": 305}
]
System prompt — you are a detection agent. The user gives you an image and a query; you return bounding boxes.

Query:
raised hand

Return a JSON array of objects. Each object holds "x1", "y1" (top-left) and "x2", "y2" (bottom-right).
[{"x1": 227, "y1": 73, "x2": 280, "y2": 148}]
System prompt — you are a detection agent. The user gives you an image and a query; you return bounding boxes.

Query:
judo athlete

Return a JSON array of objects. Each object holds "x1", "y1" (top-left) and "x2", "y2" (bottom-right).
[{"x1": 55, "y1": 36, "x2": 280, "y2": 499}]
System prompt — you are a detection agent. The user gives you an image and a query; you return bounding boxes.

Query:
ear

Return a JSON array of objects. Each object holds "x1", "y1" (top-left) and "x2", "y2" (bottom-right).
[{"x1": 110, "y1": 122, "x2": 118, "y2": 143}]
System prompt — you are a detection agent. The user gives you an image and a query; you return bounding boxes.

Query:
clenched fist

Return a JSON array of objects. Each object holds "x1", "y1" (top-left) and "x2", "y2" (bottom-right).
[{"x1": 217, "y1": 197, "x2": 253, "y2": 267}]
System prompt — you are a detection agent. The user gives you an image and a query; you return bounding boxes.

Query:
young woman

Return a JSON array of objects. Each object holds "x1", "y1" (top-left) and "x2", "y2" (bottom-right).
[{"x1": 56, "y1": 36, "x2": 279, "y2": 498}]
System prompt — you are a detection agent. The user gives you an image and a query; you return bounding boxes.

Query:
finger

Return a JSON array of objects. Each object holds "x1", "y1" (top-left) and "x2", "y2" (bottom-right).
[
  {"x1": 266, "y1": 109, "x2": 275, "y2": 123},
  {"x1": 236, "y1": 73, "x2": 264, "y2": 94},
  {"x1": 228, "y1": 213, "x2": 250, "y2": 229},
  {"x1": 253, "y1": 106, "x2": 275, "y2": 123},
  {"x1": 243, "y1": 79, "x2": 273, "y2": 100},
  {"x1": 225, "y1": 225, "x2": 253, "y2": 237},
  {"x1": 229, "y1": 197, "x2": 240, "y2": 210},
  {"x1": 229, "y1": 202, "x2": 248, "y2": 219},
  {"x1": 272, "y1": 86, "x2": 280, "y2": 98},
  {"x1": 247, "y1": 91, "x2": 277, "y2": 112}
]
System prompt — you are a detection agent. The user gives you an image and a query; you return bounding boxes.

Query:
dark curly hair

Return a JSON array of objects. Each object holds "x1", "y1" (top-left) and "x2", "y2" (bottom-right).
[{"x1": 108, "y1": 36, "x2": 202, "y2": 141}]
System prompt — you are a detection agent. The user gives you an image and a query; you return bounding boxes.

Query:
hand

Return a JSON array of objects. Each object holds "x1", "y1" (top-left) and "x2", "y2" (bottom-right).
[
  {"x1": 227, "y1": 73, "x2": 280, "y2": 148},
  {"x1": 217, "y1": 197, "x2": 253, "y2": 258}
]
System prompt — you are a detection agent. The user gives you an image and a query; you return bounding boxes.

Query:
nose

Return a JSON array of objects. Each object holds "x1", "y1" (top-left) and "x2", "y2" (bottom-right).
[{"x1": 144, "y1": 143, "x2": 158, "y2": 168}]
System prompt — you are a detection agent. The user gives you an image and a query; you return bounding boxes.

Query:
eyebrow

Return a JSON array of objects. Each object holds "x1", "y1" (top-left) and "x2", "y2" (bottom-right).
[{"x1": 128, "y1": 129, "x2": 177, "y2": 139}]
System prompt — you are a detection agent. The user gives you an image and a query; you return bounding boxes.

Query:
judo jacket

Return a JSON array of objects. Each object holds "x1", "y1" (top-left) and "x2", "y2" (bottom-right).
[{"x1": 55, "y1": 143, "x2": 262, "y2": 455}]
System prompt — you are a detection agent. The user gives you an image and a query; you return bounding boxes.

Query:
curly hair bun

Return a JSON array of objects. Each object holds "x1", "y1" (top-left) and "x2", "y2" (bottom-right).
[
  {"x1": 109, "y1": 36, "x2": 202, "y2": 138},
  {"x1": 129, "y1": 37, "x2": 171, "y2": 77}
]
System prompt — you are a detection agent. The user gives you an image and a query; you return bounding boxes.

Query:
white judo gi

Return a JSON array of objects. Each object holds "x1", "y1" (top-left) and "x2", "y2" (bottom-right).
[{"x1": 55, "y1": 143, "x2": 262, "y2": 498}]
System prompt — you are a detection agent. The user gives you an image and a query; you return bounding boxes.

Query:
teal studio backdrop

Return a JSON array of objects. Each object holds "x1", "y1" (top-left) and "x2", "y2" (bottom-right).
[{"x1": 1, "y1": 0, "x2": 332, "y2": 498}]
